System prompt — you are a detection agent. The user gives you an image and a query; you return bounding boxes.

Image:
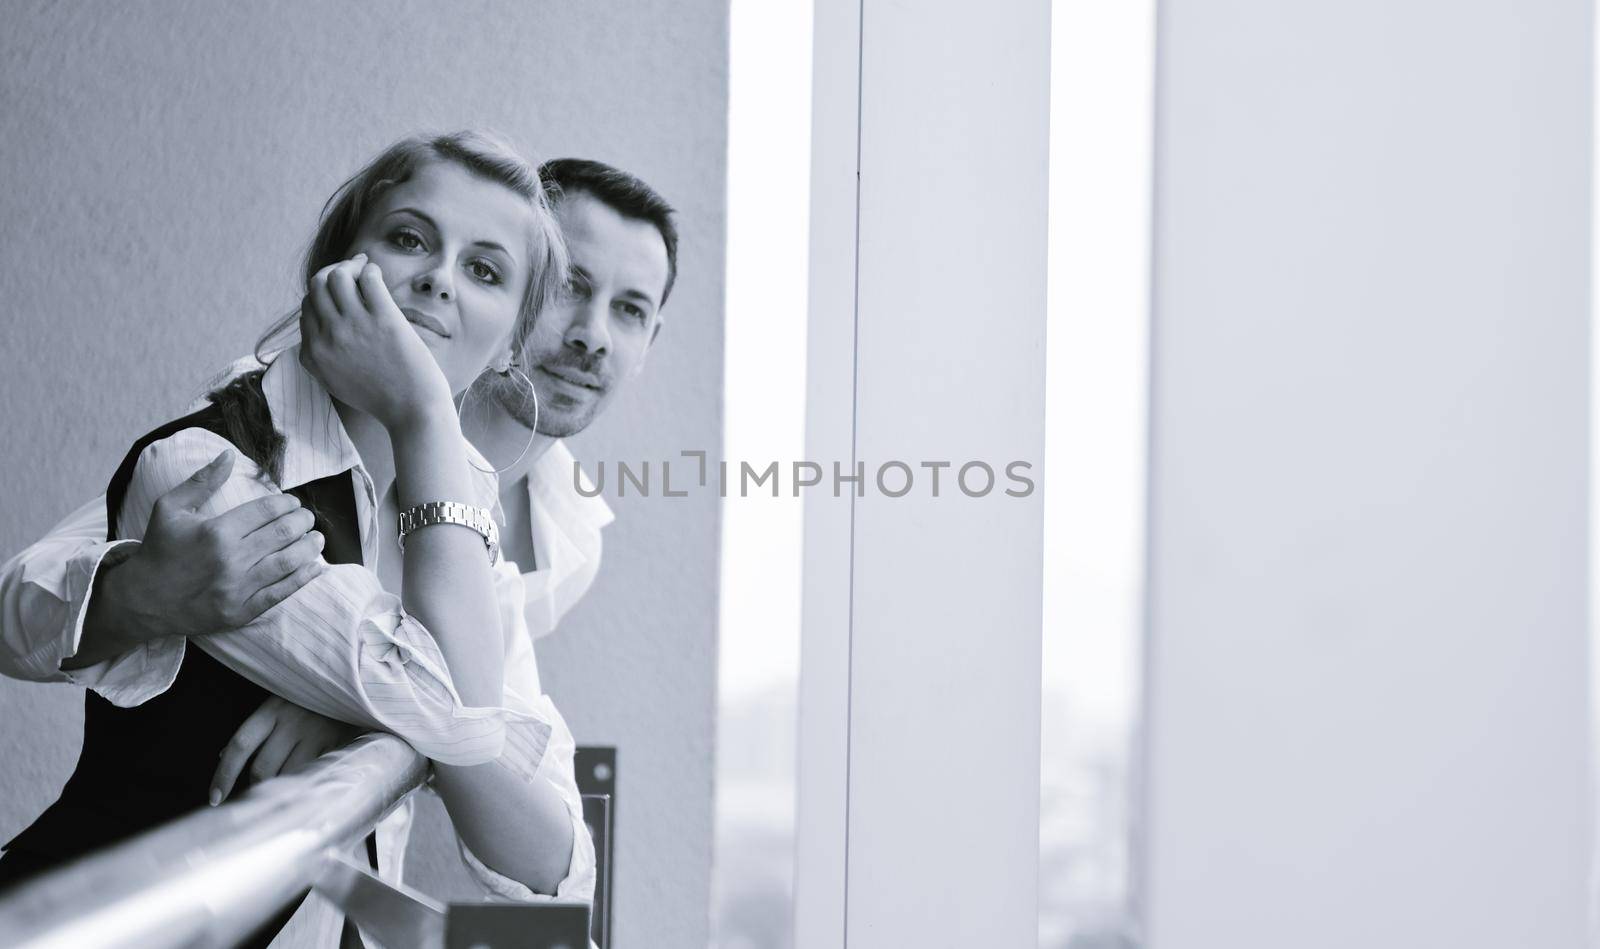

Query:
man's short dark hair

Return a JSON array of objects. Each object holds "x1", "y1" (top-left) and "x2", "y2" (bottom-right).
[{"x1": 540, "y1": 158, "x2": 680, "y2": 307}]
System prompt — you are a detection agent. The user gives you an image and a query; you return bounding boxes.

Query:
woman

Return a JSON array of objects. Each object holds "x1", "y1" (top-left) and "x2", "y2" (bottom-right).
[{"x1": 0, "y1": 131, "x2": 593, "y2": 945}]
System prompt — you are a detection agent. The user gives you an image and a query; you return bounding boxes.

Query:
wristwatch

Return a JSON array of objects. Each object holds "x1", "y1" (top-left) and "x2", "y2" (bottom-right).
[{"x1": 397, "y1": 501, "x2": 500, "y2": 564}]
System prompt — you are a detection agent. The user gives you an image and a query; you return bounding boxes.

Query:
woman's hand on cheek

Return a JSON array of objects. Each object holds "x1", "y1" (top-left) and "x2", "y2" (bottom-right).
[{"x1": 299, "y1": 255, "x2": 456, "y2": 432}]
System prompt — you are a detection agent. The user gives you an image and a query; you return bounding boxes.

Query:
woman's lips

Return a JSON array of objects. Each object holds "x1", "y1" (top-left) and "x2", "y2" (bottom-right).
[{"x1": 401, "y1": 307, "x2": 452, "y2": 338}]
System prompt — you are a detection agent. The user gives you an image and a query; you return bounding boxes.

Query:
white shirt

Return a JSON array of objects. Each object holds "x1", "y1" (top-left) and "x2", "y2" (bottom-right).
[
  {"x1": 0, "y1": 356, "x2": 614, "y2": 691},
  {"x1": 0, "y1": 350, "x2": 612, "y2": 944},
  {"x1": 518, "y1": 439, "x2": 614, "y2": 641}
]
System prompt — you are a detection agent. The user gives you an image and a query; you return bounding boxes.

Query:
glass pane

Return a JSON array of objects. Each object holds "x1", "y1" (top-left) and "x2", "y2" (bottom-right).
[
  {"x1": 713, "y1": 1, "x2": 814, "y2": 947},
  {"x1": 1042, "y1": 0, "x2": 1155, "y2": 945}
]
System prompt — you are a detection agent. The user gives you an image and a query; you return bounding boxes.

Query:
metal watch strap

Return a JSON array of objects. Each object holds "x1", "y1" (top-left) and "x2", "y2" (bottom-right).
[{"x1": 396, "y1": 501, "x2": 500, "y2": 563}]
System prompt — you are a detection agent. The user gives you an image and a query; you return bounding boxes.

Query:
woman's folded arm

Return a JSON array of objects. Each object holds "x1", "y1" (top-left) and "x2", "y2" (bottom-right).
[{"x1": 117, "y1": 426, "x2": 555, "y2": 773}]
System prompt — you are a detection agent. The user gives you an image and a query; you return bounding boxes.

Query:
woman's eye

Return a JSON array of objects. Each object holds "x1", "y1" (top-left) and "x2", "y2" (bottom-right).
[
  {"x1": 563, "y1": 279, "x2": 590, "y2": 300},
  {"x1": 469, "y1": 260, "x2": 504, "y2": 285},
  {"x1": 390, "y1": 228, "x2": 424, "y2": 251},
  {"x1": 618, "y1": 301, "x2": 646, "y2": 321}
]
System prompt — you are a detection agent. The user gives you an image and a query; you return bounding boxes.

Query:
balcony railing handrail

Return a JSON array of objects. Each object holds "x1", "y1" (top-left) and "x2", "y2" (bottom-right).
[{"x1": 0, "y1": 732, "x2": 425, "y2": 949}]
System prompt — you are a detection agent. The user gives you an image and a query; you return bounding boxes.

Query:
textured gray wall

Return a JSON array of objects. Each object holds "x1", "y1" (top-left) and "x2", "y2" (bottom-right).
[{"x1": 0, "y1": 3, "x2": 726, "y2": 946}]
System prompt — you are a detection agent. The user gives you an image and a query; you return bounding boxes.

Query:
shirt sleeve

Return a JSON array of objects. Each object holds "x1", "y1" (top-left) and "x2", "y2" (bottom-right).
[
  {"x1": 0, "y1": 355, "x2": 271, "y2": 701},
  {"x1": 0, "y1": 496, "x2": 172, "y2": 704},
  {"x1": 456, "y1": 562, "x2": 597, "y2": 904},
  {"x1": 115, "y1": 427, "x2": 555, "y2": 773}
]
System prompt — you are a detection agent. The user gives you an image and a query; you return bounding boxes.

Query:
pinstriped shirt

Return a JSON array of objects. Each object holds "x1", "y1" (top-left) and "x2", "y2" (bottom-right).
[
  {"x1": 0, "y1": 357, "x2": 614, "y2": 688},
  {"x1": 0, "y1": 348, "x2": 596, "y2": 935},
  {"x1": 112, "y1": 350, "x2": 558, "y2": 771}
]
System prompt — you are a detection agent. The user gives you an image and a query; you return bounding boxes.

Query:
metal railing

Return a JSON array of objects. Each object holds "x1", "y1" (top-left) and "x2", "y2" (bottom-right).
[
  {"x1": 0, "y1": 735, "x2": 610, "y2": 949},
  {"x1": 0, "y1": 733, "x2": 426, "y2": 948},
  {"x1": 573, "y1": 746, "x2": 616, "y2": 949}
]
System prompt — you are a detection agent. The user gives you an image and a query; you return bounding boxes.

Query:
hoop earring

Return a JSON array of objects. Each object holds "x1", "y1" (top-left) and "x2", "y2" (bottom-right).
[{"x1": 464, "y1": 362, "x2": 540, "y2": 476}]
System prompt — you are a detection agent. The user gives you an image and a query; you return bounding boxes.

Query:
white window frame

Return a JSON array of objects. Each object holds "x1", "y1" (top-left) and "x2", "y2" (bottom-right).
[{"x1": 794, "y1": 2, "x2": 1051, "y2": 944}]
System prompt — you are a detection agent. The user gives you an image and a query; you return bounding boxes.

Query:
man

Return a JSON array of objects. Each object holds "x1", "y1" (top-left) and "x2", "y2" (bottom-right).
[
  {"x1": 470, "y1": 159, "x2": 678, "y2": 638},
  {"x1": 0, "y1": 158, "x2": 678, "y2": 936}
]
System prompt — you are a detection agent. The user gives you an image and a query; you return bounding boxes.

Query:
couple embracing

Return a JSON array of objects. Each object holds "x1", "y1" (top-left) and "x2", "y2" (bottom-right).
[{"x1": 0, "y1": 130, "x2": 677, "y2": 947}]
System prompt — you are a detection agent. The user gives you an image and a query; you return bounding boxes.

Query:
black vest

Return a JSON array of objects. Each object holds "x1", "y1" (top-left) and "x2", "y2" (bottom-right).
[{"x1": 0, "y1": 374, "x2": 364, "y2": 944}]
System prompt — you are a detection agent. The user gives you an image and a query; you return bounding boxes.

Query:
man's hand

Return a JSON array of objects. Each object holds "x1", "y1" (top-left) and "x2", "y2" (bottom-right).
[
  {"x1": 65, "y1": 451, "x2": 326, "y2": 669},
  {"x1": 210, "y1": 696, "x2": 366, "y2": 804}
]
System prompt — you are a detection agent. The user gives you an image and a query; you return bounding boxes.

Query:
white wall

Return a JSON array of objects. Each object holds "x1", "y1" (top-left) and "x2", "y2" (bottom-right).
[
  {"x1": 0, "y1": 4, "x2": 727, "y2": 946},
  {"x1": 1143, "y1": 1, "x2": 1592, "y2": 946}
]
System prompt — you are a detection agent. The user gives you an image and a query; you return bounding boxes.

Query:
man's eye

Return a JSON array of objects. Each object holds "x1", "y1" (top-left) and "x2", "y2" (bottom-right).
[
  {"x1": 390, "y1": 228, "x2": 424, "y2": 251},
  {"x1": 469, "y1": 260, "x2": 504, "y2": 285}
]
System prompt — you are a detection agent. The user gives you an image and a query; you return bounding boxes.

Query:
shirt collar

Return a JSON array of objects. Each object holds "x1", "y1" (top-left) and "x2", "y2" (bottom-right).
[
  {"x1": 261, "y1": 346, "x2": 501, "y2": 505},
  {"x1": 260, "y1": 346, "x2": 365, "y2": 490},
  {"x1": 526, "y1": 439, "x2": 615, "y2": 532}
]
